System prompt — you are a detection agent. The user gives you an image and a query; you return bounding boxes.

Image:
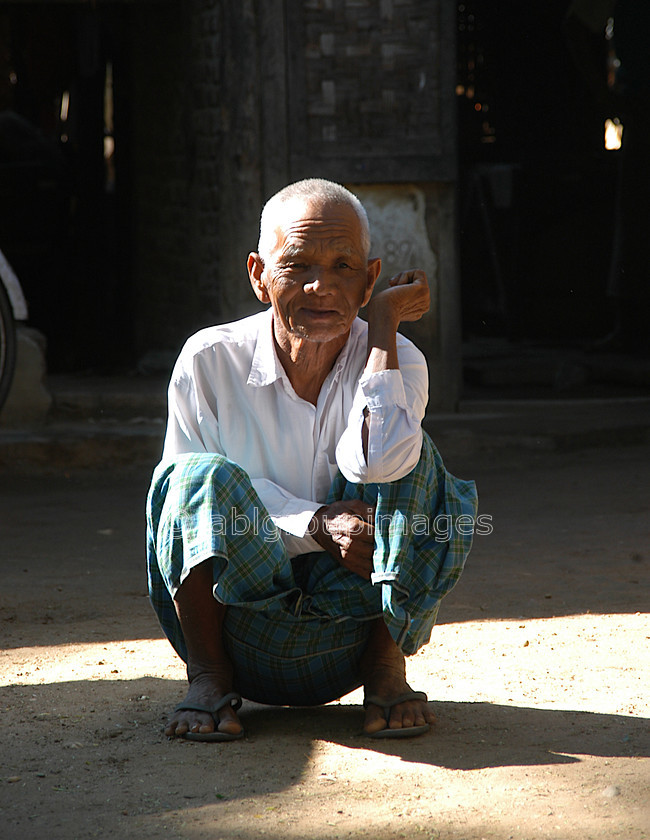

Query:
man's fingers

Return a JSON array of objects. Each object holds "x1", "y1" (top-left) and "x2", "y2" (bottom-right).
[
  {"x1": 317, "y1": 500, "x2": 377, "y2": 578},
  {"x1": 381, "y1": 270, "x2": 430, "y2": 322},
  {"x1": 388, "y1": 269, "x2": 427, "y2": 287},
  {"x1": 328, "y1": 516, "x2": 374, "y2": 542}
]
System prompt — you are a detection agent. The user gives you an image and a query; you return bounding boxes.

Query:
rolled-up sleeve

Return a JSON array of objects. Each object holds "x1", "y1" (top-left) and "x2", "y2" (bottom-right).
[
  {"x1": 249, "y1": 477, "x2": 322, "y2": 539},
  {"x1": 334, "y1": 340, "x2": 428, "y2": 484}
]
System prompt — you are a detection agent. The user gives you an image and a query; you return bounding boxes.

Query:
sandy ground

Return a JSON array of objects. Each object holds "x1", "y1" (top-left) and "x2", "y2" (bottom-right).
[{"x1": 0, "y1": 442, "x2": 648, "y2": 840}]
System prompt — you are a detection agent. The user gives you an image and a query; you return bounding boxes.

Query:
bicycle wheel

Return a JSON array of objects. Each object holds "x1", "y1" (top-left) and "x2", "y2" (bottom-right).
[{"x1": 0, "y1": 281, "x2": 17, "y2": 412}]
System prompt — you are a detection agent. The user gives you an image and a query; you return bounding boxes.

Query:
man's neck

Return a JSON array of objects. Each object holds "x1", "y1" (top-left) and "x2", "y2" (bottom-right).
[{"x1": 273, "y1": 327, "x2": 349, "y2": 405}]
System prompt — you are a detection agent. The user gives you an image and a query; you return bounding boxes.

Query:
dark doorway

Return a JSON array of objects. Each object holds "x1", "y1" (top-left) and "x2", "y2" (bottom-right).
[
  {"x1": 0, "y1": 2, "x2": 133, "y2": 372},
  {"x1": 456, "y1": 0, "x2": 619, "y2": 346}
]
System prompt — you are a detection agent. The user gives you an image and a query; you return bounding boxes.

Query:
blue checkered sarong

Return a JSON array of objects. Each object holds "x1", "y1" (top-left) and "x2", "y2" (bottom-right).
[{"x1": 146, "y1": 432, "x2": 477, "y2": 705}]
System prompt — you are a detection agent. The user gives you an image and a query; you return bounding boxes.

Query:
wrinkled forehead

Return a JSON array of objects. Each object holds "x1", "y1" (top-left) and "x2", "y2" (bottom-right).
[{"x1": 273, "y1": 197, "x2": 364, "y2": 248}]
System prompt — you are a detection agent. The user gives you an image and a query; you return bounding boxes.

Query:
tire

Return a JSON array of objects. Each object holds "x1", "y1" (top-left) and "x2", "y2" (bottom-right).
[{"x1": 0, "y1": 281, "x2": 17, "y2": 413}]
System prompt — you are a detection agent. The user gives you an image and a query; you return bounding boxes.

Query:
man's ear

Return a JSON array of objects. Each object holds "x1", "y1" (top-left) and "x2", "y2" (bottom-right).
[
  {"x1": 247, "y1": 253, "x2": 270, "y2": 303},
  {"x1": 362, "y1": 257, "x2": 382, "y2": 306}
]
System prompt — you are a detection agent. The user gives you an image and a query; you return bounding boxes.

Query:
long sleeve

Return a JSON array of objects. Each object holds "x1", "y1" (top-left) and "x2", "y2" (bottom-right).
[
  {"x1": 163, "y1": 354, "x2": 323, "y2": 557},
  {"x1": 334, "y1": 338, "x2": 428, "y2": 484}
]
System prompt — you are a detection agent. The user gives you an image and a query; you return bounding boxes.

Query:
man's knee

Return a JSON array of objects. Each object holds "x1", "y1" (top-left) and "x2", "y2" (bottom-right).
[
  {"x1": 153, "y1": 453, "x2": 254, "y2": 505},
  {"x1": 184, "y1": 452, "x2": 251, "y2": 486}
]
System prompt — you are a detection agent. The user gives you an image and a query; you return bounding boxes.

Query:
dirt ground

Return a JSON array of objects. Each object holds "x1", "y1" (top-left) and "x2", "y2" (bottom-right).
[{"x1": 1, "y1": 442, "x2": 649, "y2": 840}]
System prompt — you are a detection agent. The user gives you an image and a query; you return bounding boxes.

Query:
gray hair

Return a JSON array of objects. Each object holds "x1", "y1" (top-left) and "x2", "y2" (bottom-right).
[{"x1": 257, "y1": 178, "x2": 371, "y2": 262}]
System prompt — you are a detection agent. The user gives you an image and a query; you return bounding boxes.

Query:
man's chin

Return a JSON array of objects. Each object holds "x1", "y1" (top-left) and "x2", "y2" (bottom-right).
[
  {"x1": 288, "y1": 316, "x2": 352, "y2": 342},
  {"x1": 290, "y1": 329, "x2": 336, "y2": 343}
]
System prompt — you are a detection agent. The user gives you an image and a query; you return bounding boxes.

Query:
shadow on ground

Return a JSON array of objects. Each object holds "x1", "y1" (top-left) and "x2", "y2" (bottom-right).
[
  {"x1": 242, "y1": 700, "x2": 649, "y2": 771},
  {"x1": 2, "y1": 666, "x2": 648, "y2": 839},
  {"x1": 2, "y1": 677, "x2": 647, "y2": 780}
]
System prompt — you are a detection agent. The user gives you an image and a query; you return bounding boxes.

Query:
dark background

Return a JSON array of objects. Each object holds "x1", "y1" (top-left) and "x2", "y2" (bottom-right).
[{"x1": 0, "y1": 1, "x2": 627, "y2": 372}]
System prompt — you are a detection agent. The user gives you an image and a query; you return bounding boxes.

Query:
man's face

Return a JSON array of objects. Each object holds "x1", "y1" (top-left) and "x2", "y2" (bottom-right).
[{"x1": 248, "y1": 198, "x2": 380, "y2": 348}]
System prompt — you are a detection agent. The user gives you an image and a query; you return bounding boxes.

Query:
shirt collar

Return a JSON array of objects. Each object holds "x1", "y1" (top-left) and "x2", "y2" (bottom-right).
[{"x1": 247, "y1": 308, "x2": 284, "y2": 387}]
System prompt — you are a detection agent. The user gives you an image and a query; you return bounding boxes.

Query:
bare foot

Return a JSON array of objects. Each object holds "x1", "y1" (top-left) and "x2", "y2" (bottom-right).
[
  {"x1": 164, "y1": 671, "x2": 243, "y2": 738},
  {"x1": 361, "y1": 620, "x2": 435, "y2": 736},
  {"x1": 166, "y1": 561, "x2": 243, "y2": 739},
  {"x1": 362, "y1": 676, "x2": 435, "y2": 735}
]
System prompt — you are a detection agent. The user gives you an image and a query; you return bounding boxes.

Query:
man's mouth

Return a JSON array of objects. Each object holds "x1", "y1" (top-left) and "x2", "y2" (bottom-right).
[{"x1": 301, "y1": 308, "x2": 338, "y2": 317}]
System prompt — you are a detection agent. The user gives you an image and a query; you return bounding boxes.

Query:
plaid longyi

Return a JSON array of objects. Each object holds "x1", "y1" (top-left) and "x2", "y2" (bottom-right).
[{"x1": 146, "y1": 432, "x2": 477, "y2": 704}]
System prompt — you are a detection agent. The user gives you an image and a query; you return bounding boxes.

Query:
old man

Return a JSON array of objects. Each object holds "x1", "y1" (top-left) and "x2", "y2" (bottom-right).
[{"x1": 146, "y1": 178, "x2": 477, "y2": 741}]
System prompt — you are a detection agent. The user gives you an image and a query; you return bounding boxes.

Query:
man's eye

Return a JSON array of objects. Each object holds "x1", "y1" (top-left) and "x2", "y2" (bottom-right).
[
  {"x1": 337, "y1": 262, "x2": 351, "y2": 269},
  {"x1": 287, "y1": 262, "x2": 308, "y2": 270}
]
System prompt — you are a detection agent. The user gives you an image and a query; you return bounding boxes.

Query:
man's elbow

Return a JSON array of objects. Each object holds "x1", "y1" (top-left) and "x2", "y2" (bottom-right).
[
  {"x1": 340, "y1": 429, "x2": 423, "y2": 485},
  {"x1": 374, "y1": 432, "x2": 423, "y2": 483}
]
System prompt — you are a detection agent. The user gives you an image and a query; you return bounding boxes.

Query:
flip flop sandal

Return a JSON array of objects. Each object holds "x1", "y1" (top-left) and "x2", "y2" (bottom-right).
[
  {"x1": 363, "y1": 690, "x2": 431, "y2": 739},
  {"x1": 173, "y1": 692, "x2": 245, "y2": 742}
]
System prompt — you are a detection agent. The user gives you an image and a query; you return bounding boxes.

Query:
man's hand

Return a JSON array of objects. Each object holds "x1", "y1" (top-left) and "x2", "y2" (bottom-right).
[
  {"x1": 366, "y1": 269, "x2": 430, "y2": 330},
  {"x1": 310, "y1": 500, "x2": 376, "y2": 579}
]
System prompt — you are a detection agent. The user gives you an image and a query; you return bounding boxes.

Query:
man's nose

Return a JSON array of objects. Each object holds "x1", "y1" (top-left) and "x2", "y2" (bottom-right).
[{"x1": 303, "y1": 267, "x2": 335, "y2": 294}]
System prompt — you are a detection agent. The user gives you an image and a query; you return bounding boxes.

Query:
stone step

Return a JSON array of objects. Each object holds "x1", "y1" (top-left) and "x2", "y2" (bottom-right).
[
  {"x1": 47, "y1": 374, "x2": 168, "y2": 421},
  {"x1": 2, "y1": 393, "x2": 649, "y2": 473},
  {"x1": 463, "y1": 344, "x2": 650, "y2": 393}
]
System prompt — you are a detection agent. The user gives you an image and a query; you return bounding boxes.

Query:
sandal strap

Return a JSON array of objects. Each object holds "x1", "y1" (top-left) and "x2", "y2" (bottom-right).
[
  {"x1": 363, "y1": 690, "x2": 428, "y2": 712},
  {"x1": 174, "y1": 692, "x2": 243, "y2": 716}
]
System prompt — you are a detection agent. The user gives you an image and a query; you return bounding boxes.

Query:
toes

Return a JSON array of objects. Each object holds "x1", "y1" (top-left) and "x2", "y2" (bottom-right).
[
  {"x1": 389, "y1": 705, "x2": 415, "y2": 729},
  {"x1": 216, "y1": 703, "x2": 243, "y2": 736},
  {"x1": 218, "y1": 718, "x2": 243, "y2": 736},
  {"x1": 363, "y1": 704, "x2": 389, "y2": 734},
  {"x1": 165, "y1": 707, "x2": 243, "y2": 738},
  {"x1": 388, "y1": 701, "x2": 432, "y2": 730},
  {"x1": 165, "y1": 713, "x2": 213, "y2": 738},
  {"x1": 364, "y1": 701, "x2": 428, "y2": 733},
  {"x1": 170, "y1": 720, "x2": 193, "y2": 737},
  {"x1": 390, "y1": 708, "x2": 414, "y2": 729}
]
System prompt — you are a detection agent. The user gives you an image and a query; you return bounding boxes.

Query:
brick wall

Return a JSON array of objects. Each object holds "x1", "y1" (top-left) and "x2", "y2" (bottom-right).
[
  {"x1": 294, "y1": 0, "x2": 443, "y2": 156},
  {"x1": 286, "y1": 0, "x2": 454, "y2": 182}
]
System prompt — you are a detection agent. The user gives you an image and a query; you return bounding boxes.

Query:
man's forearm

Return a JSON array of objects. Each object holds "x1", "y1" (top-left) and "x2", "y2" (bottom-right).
[
  {"x1": 365, "y1": 303, "x2": 400, "y2": 374},
  {"x1": 362, "y1": 303, "x2": 400, "y2": 460}
]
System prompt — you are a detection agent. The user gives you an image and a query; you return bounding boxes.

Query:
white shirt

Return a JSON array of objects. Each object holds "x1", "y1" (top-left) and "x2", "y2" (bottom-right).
[{"x1": 163, "y1": 308, "x2": 428, "y2": 556}]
